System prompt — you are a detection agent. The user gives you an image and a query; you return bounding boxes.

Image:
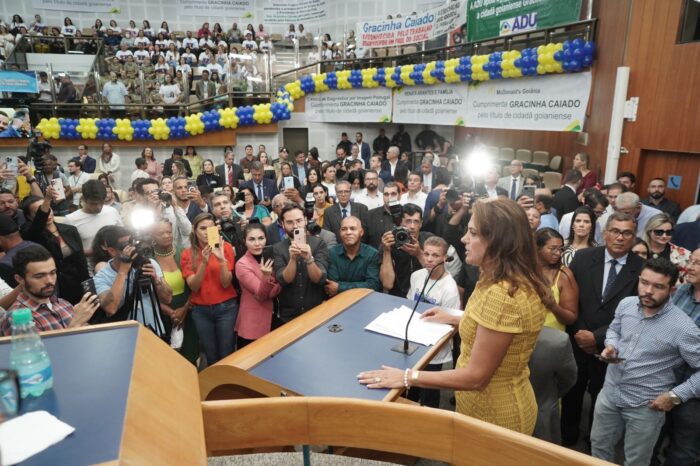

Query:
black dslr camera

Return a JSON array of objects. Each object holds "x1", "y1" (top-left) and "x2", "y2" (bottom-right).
[
  {"x1": 304, "y1": 193, "x2": 321, "y2": 235},
  {"x1": 26, "y1": 137, "x2": 52, "y2": 172},
  {"x1": 388, "y1": 201, "x2": 411, "y2": 249}
]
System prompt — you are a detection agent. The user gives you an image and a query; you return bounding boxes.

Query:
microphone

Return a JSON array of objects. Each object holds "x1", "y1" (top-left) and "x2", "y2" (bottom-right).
[{"x1": 392, "y1": 256, "x2": 454, "y2": 355}]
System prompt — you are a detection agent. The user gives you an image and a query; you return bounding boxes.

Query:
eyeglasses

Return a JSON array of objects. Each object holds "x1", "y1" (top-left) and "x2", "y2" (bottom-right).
[
  {"x1": 652, "y1": 229, "x2": 674, "y2": 236},
  {"x1": 607, "y1": 228, "x2": 635, "y2": 239},
  {"x1": 545, "y1": 246, "x2": 564, "y2": 254}
]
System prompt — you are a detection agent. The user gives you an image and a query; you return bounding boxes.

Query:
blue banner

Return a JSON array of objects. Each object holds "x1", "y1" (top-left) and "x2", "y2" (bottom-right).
[{"x1": 0, "y1": 71, "x2": 39, "y2": 93}]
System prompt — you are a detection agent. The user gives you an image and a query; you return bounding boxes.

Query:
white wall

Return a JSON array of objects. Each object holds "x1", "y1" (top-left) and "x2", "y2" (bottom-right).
[{"x1": 1, "y1": 0, "x2": 430, "y2": 45}]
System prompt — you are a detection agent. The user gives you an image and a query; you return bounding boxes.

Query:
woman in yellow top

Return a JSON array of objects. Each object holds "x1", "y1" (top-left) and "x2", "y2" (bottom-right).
[
  {"x1": 359, "y1": 199, "x2": 553, "y2": 435},
  {"x1": 535, "y1": 228, "x2": 579, "y2": 331},
  {"x1": 152, "y1": 217, "x2": 199, "y2": 364}
]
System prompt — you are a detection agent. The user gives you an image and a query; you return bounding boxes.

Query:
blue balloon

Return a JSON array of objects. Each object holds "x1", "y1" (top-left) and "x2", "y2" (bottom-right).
[
  {"x1": 324, "y1": 71, "x2": 338, "y2": 89},
  {"x1": 554, "y1": 51, "x2": 563, "y2": 61},
  {"x1": 572, "y1": 38, "x2": 584, "y2": 50},
  {"x1": 583, "y1": 41, "x2": 595, "y2": 57},
  {"x1": 582, "y1": 55, "x2": 593, "y2": 67},
  {"x1": 563, "y1": 40, "x2": 572, "y2": 50}
]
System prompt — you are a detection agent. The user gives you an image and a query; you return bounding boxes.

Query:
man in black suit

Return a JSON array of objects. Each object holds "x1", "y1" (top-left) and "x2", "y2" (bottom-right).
[
  {"x1": 291, "y1": 150, "x2": 310, "y2": 185},
  {"x1": 355, "y1": 131, "x2": 372, "y2": 168},
  {"x1": 552, "y1": 169, "x2": 582, "y2": 220},
  {"x1": 215, "y1": 150, "x2": 244, "y2": 187},
  {"x1": 322, "y1": 180, "x2": 368, "y2": 242},
  {"x1": 420, "y1": 157, "x2": 448, "y2": 191},
  {"x1": 373, "y1": 128, "x2": 391, "y2": 156},
  {"x1": 560, "y1": 211, "x2": 644, "y2": 446},
  {"x1": 380, "y1": 146, "x2": 409, "y2": 186},
  {"x1": 240, "y1": 161, "x2": 278, "y2": 209},
  {"x1": 163, "y1": 147, "x2": 192, "y2": 178}
]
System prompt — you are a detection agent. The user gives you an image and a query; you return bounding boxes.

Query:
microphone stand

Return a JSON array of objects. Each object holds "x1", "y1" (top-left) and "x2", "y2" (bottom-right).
[{"x1": 391, "y1": 260, "x2": 447, "y2": 355}]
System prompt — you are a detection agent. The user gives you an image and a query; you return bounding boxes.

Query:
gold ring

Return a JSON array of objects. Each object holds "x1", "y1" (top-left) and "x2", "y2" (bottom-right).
[{"x1": 374, "y1": 377, "x2": 381, "y2": 383}]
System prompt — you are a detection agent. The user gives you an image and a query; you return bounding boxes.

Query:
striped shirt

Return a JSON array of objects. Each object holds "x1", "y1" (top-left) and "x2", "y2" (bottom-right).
[
  {"x1": 603, "y1": 296, "x2": 700, "y2": 406},
  {"x1": 1, "y1": 293, "x2": 75, "y2": 336},
  {"x1": 672, "y1": 284, "x2": 700, "y2": 326}
]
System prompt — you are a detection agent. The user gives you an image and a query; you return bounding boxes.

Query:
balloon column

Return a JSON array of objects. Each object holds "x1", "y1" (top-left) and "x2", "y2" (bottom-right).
[{"x1": 36, "y1": 40, "x2": 595, "y2": 140}]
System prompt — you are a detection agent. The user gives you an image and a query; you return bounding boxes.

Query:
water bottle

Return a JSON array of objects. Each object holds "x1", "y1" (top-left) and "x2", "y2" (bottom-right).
[{"x1": 9, "y1": 308, "x2": 54, "y2": 399}]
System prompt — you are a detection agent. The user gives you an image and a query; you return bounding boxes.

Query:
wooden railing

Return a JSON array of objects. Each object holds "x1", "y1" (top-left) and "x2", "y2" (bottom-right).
[{"x1": 201, "y1": 397, "x2": 612, "y2": 466}]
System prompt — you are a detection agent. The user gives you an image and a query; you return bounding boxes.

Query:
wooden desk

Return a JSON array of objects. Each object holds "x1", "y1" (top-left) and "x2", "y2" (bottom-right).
[
  {"x1": 0, "y1": 322, "x2": 206, "y2": 465},
  {"x1": 199, "y1": 289, "x2": 454, "y2": 403}
]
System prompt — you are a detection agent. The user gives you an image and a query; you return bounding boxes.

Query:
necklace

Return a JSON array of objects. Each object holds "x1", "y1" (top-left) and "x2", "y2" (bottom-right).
[{"x1": 154, "y1": 246, "x2": 175, "y2": 257}]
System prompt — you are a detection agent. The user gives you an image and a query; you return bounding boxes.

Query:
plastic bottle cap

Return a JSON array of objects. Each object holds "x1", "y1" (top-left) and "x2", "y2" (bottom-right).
[{"x1": 11, "y1": 308, "x2": 32, "y2": 325}]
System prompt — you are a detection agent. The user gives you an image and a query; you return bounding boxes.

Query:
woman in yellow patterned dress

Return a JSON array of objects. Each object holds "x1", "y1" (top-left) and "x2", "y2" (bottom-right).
[{"x1": 359, "y1": 199, "x2": 552, "y2": 435}]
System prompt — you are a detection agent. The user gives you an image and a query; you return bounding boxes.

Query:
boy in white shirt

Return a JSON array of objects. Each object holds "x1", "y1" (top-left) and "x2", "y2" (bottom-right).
[
  {"x1": 130, "y1": 158, "x2": 151, "y2": 183},
  {"x1": 407, "y1": 236, "x2": 460, "y2": 408}
]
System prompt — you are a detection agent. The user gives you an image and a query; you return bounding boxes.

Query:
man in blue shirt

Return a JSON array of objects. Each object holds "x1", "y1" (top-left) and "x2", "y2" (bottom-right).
[{"x1": 590, "y1": 258, "x2": 700, "y2": 466}]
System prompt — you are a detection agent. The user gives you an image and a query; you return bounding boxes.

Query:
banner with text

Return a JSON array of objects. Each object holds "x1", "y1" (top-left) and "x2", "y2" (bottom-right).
[
  {"x1": 467, "y1": 0, "x2": 582, "y2": 41},
  {"x1": 0, "y1": 71, "x2": 38, "y2": 94},
  {"x1": 392, "y1": 84, "x2": 469, "y2": 126},
  {"x1": 305, "y1": 88, "x2": 393, "y2": 123},
  {"x1": 357, "y1": 1, "x2": 467, "y2": 48},
  {"x1": 263, "y1": 0, "x2": 327, "y2": 24},
  {"x1": 176, "y1": 0, "x2": 254, "y2": 18},
  {"x1": 465, "y1": 71, "x2": 591, "y2": 131},
  {"x1": 32, "y1": 0, "x2": 120, "y2": 13}
]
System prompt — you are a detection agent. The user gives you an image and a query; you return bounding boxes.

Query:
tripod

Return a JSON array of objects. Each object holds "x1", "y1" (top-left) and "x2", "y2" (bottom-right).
[{"x1": 127, "y1": 268, "x2": 167, "y2": 341}]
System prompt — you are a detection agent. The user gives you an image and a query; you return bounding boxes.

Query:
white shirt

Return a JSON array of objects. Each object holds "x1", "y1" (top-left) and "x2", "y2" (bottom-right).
[
  {"x1": 67, "y1": 171, "x2": 90, "y2": 206},
  {"x1": 66, "y1": 205, "x2": 124, "y2": 253},
  {"x1": 423, "y1": 172, "x2": 432, "y2": 189},
  {"x1": 602, "y1": 249, "x2": 628, "y2": 297},
  {"x1": 159, "y1": 83, "x2": 181, "y2": 104},
  {"x1": 133, "y1": 49, "x2": 150, "y2": 64},
  {"x1": 407, "y1": 269, "x2": 460, "y2": 364},
  {"x1": 115, "y1": 49, "x2": 133, "y2": 60},
  {"x1": 354, "y1": 190, "x2": 383, "y2": 210},
  {"x1": 400, "y1": 191, "x2": 427, "y2": 212},
  {"x1": 242, "y1": 39, "x2": 257, "y2": 50},
  {"x1": 130, "y1": 169, "x2": 151, "y2": 183},
  {"x1": 198, "y1": 52, "x2": 212, "y2": 66},
  {"x1": 61, "y1": 25, "x2": 77, "y2": 36},
  {"x1": 134, "y1": 37, "x2": 150, "y2": 47},
  {"x1": 101, "y1": 81, "x2": 128, "y2": 108},
  {"x1": 182, "y1": 37, "x2": 198, "y2": 49}
]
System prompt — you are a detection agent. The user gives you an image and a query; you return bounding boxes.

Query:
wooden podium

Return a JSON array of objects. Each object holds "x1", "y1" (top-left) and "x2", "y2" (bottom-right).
[
  {"x1": 199, "y1": 289, "x2": 455, "y2": 403},
  {"x1": 0, "y1": 322, "x2": 206, "y2": 466}
]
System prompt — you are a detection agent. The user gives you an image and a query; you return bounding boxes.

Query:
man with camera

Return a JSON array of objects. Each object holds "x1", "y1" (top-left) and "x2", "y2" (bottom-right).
[
  {"x1": 173, "y1": 176, "x2": 209, "y2": 222},
  {"x1": 424, "y1": 189, "x2": 472, "y2": 261},
  {"x1": 93, "y1": 226, "x2": 172, "y2": 336},
  {"x1": 379, "y1": 203, "x2": 431, "y2": 298},
  {"x1": 122, "y1": 178, "x2": 192, "y2": 249},
  {"x1": 36, "y1": 154, "x2": 70, "y2": 216},
  {"x1": 272, "y1": 204, "x2": 329, "y2": 324},
  {"x1": 365, "y1": 182, "x2": 402, "y2": 249},
  {"x1": 0, "y1": 245, "x2": 100, "y2": 336},
  {"x1": 210, "y1": 191, "x2": 247, "y2": 256}
]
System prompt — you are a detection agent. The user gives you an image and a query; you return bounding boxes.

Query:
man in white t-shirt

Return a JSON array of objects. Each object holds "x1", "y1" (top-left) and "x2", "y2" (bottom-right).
[
  {"x1": 400, "y1": 171, "x2": 427, "y2": 212},
  {"x1": 133, "y1": 43, "x2": 150, "y2": 65},
  {"x1": 407, "y1": 235, "x2": 460, "y2": 408},
  {"x1": 182, "y1": 31, "x2": 199, "y2": 53},
  {"x1": 115, "y1": 44, "x2": 133, "y2": 62},
  {"x1": 66, "y1": 158, "x2": 90, "y2": 211},
  {"x1": 101, "y1": 72, "x2": 128, "y2": 117},
  {"x1": 242, "y1": 33, "x2": 257, "y2": 51},
  {"x1": 65, "y1": 180, "x2": 124, "y2": 260}
]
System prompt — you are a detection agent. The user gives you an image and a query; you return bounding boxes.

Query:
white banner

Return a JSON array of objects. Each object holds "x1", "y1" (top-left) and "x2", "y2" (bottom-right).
[
  {"x1": 176, "y1": 0, "x2": 254, "y2": 17},
  {"x1": 263, "y1": 0, "x2": 327, "y2": 24},
  {"x1": 305, "y1": 88, "x2": 393, "y2": 123},
  {"x1": 466, "y1": 71, "x2": 592, "y2": 131},
  {"x1": 357, "y1": 1, "x2": 466, "y2": 49},
  {"x1": 392, "y1": 83, "x2": 468, "y2": 126},
  {"x1": 32, "y1": 0, "x2": 120, "y2": 12}
]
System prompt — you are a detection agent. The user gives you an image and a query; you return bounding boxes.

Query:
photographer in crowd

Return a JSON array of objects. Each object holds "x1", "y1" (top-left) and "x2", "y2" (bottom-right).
[{"x1": 93, "y1": 226, "x2": 172, "y2": 339}]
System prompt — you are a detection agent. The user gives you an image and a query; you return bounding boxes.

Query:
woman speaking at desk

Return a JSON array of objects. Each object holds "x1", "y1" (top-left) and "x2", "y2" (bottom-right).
[{"x1": 359, "y1": 199, "x2": 551, "y2": 435}]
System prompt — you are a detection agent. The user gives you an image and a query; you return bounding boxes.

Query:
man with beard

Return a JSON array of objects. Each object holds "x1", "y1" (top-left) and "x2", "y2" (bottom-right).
[
  {"x1": 642, "y1": 177, "x2": 681, "y2": 222},
  {"x1": 591, "y1": 257, "x2": 700, "y2": 466},
  {"x1": 0, "y1": 214, "x2": 39, "y2": 287},
  {"x1": 0, "y1": 245, "x2": 100, "y2": 335}
]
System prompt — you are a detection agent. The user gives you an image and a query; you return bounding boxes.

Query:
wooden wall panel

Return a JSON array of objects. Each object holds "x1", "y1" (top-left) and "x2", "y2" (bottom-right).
[
  {"x1": 619, "y1": 0, "x2": 700, "y2": 203},
  {"x1": 637, "y1": 150, "x2": 700, "y2": 209}
]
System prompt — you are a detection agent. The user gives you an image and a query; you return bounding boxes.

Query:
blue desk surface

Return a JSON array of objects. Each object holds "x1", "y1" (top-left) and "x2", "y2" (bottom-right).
[
  {"x1": 250, "y1": 292, "x2": 438, "y2": 400},
  {"x1": 0, "y1": 325, "x2": 138, "y2": 466}
]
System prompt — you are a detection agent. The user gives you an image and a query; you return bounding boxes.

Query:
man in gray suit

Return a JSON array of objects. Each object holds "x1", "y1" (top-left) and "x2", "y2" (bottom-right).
[
  {"x1": 497, "y1": 159, "x2": 525, "y2": 200},
  {"x1": 529, "y1": 326, "x2": 578, "y2": 444}
]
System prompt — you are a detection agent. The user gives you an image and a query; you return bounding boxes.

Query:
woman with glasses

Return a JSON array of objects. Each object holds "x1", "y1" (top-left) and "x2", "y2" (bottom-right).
[
  {"x1": 536, "y1": 228, "x2": 579, "y2": 331},
  {"x1": 153, "y1": 218, "x2": 199, "y2": 364},
  {"x1": 643, "y1": 213, "x2": 691, "y2": 283},
  {"x1": 235, "y1": 224, "x2": 281, "y2": 348},
  {"x1": 181, "y1": 213, "x2": 238, "y2": 366},
  {"x1": 562, "y1": 207, "x2": 597, "y2": 267}
]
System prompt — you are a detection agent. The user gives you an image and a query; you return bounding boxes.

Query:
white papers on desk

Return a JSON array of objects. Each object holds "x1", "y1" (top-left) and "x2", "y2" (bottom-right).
[
  {"x1": 0, "y1": 410, "x2": 75, "y2": 466},
  {"x1": 365, "y1": 305, "x2": 457, "y2": 346}
]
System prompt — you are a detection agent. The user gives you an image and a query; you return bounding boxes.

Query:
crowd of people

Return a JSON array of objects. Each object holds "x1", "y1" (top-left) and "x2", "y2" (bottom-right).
[{"x1": 0, "y1": 121, "x2": 698, "y2": 465}]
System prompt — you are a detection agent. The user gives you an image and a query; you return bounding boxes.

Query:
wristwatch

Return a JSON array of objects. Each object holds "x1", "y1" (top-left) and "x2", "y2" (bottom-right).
[
  {"x1": 411, "y1": 370, "x2": 420, "y2": 383},
  {"x1": 668, "y1": 391, "x2": 682, "y2": 406}
]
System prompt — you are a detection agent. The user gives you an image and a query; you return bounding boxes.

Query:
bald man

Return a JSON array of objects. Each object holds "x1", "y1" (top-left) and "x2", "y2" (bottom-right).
[{"x1": 325, "y1": 216, "x2": 381, "y2": 297}]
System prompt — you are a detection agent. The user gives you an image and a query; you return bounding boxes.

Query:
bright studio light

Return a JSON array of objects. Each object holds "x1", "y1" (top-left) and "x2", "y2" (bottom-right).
[
  {"x1": 130, "y1": 208, "x2": 155, "y2": 231},
  {"x1": 462, "y1": 149, "x2": 494, "y2": 178}
]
